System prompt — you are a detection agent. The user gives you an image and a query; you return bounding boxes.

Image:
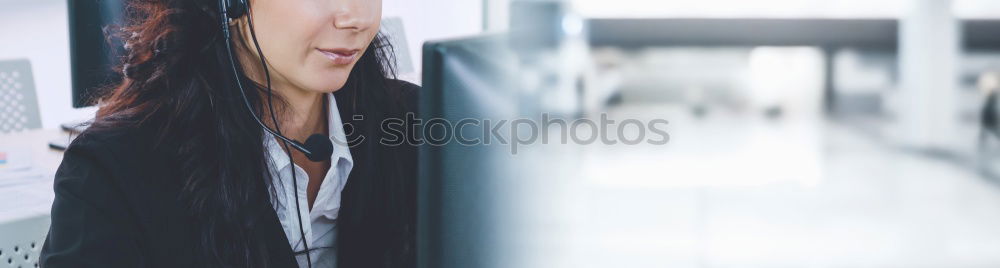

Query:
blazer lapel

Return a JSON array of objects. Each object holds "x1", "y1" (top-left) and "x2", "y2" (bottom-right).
[{"x1": 257, "y1": 206, "x2": 300, "y2": 267}]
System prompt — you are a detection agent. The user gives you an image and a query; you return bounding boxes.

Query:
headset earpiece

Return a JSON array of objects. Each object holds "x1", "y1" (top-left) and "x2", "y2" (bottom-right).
[{"x1": 222, "y1": 0, "x2": 247, "y2": 19}]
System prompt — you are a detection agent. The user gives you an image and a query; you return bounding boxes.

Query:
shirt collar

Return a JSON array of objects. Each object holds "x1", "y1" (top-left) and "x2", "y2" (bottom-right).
[{"x1": 264, "y1": 93, "x2": 354, "y2": 170}]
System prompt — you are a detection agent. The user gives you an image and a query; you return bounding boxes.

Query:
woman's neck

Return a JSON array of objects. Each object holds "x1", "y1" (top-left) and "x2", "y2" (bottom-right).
[
  {"x1": 236, "y1": 44, "x2": 328, "y2": 142},
  {"x1": 270, "y1": 85, "x2": 327, "y2": 142}
]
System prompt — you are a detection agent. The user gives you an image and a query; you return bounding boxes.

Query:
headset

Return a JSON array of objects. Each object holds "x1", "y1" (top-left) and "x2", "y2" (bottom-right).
[
  {"x1": 218, "y1": 0, "x2": 326, "y2": 267},
  {"x1": 219, "y1": 0, "x2": 333, "y2": 162}
]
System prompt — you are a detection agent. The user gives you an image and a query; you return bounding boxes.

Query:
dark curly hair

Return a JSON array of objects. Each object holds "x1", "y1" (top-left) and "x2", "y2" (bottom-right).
[{"x1": 88, "y1": 0, "x2": 413, "y2": 267}]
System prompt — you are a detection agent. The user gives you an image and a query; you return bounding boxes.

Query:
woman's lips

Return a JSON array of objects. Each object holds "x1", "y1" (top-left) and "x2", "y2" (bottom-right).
[{"x1": 317, "y1": 48, "x2": 359, "y2": 65}]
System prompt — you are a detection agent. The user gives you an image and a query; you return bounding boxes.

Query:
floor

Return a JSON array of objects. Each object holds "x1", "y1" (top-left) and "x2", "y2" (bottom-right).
[{"x1": 497, "y1": 106, "x2": 1000, "y2": 268}]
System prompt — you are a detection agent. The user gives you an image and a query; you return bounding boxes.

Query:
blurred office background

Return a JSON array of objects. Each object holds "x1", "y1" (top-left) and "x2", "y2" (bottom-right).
[
  {"x1": 3, "y1": 0, "x2": 1000, "y2": 267},
  {"x1": 456, "y1": 0, "x2": 1000, "y2": 267}
]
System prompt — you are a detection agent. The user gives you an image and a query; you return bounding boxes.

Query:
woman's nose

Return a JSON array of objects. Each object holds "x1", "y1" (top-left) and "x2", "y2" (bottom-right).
[{"x1": 331, "y1": 1, "x2": 375, "y2": 32}]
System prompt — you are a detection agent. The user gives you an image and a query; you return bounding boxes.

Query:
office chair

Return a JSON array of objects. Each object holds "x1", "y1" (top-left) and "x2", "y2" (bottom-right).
[
  {"x1": 381, "y1": 17, "x2": 415, "y2": 75},
  {"x1": 0, "y1": 215, "x2": 48, "y2": 268},
  {"x1": 0, "y1": 59, "x2": 42, "y2": 134}
]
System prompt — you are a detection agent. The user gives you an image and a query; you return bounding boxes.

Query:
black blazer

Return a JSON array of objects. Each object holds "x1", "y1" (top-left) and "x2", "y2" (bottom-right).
[{"x1": 40, "y1": 81, "x2": 419, "y2": 267}]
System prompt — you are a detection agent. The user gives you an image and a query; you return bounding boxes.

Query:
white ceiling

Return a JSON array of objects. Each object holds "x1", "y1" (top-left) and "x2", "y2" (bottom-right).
[{"x1": 572, "y1": 0, "x2": 1000, "y2": 19}]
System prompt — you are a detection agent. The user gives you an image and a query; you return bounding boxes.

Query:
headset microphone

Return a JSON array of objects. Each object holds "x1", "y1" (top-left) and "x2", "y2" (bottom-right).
[
  {"x1": 302, "y1": 134, "x2": 335, "y2": 162},
  {"x1": 258, "y1": 124, "x2": 334, "y2": 163}
]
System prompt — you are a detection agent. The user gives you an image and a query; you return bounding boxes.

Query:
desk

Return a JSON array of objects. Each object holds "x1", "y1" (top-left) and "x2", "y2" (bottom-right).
[
  {"x1": 0, "y1": 129, "x2": 66, "y2": 223},
  {"x1": 0, "y1": 129, "x2": 63, "y2": 268},
  {"x1": 0, "y1": 129, "x2": 67, "y2": 172}
]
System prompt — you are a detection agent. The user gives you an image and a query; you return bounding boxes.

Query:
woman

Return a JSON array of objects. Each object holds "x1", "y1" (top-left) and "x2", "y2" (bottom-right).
[
  {"x1": 980, "y1": 72, "x2": 999, "y2": 153},
  {"x1": 40, "y1": 0, "x2": 418, "y2": 267}
]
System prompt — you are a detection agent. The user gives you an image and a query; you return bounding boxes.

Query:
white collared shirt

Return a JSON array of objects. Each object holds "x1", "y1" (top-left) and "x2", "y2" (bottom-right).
[{"x1": 264, "y1": 93, "x2": 353, "y2": 268}]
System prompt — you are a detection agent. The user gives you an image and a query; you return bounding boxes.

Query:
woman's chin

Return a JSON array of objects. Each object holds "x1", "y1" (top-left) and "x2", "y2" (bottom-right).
[{"x1": 304, "y1": 77, "x2": 349, "y2": 93}]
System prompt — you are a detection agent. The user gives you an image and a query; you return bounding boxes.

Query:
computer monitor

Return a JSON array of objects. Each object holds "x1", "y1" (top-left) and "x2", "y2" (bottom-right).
[
  {"x1": 68, "y1": 0, "x2": 127, "y2": 108},
  {"x1": 418, "y1": 34, "x2": 520, "y2": 268}
]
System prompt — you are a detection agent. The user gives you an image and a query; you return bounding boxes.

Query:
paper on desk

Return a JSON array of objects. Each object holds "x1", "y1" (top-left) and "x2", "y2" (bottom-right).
[
  {"x1": 0, "y1": 146, "x2": 56, "y2": 224},
  {"x1": 0, "y1": 178, "x2": 55, "y2": 223},
  {"x1": 0, "y1": 168, "x2": 50, "y2": 187},
  {"x1": 0, "y1": 146, "x2": 32, "y2": 172},
  {"x1": 0, "y1": 146, "x2": 50, "y2": 188}
]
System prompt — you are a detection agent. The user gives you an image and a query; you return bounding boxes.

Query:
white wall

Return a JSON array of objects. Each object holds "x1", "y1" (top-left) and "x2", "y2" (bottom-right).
[
  {"x1": 0, "y1": 0, "x2": 483, "y2": 129},
  {"x1": 0, "y1": 0, "x2": 92, "y2": 129},
  {"x1": 383, "y1": 0, "x2": 483, "y2": 75},
  {"x1": 895, "y1": 0, "x2": 961, "y2": 149},
  {"x1": 485, "y1": 0, "x2": 511, "y2": 32},
  {"x1": 572, "y1": 0, "x2": 1000, "y2": 19}
]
